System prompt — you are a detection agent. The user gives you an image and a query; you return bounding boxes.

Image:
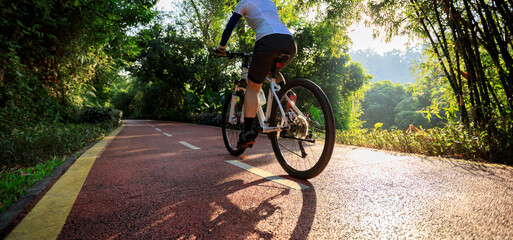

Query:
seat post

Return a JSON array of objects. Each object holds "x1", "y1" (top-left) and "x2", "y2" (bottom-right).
[{"x1": 271, "y1": 51, "x2": 290, "y2": 79}]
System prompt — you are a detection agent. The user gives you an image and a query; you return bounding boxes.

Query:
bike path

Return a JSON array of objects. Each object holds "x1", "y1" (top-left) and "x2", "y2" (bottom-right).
[
  {"x1": 6, "y1": 120, "x2": 313, "y2": 239},
  {"x1": 5, "y1": 119, "x2": 513, "y2": 239}
]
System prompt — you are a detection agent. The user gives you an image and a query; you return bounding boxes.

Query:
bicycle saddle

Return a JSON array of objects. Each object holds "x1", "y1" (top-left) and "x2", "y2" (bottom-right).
[
  {"x1": 271, "y1": 51, "x2": 291, "y2": 78},
  {"x1": 273, "y1": 51, "x2": 291, "y2": 67}
]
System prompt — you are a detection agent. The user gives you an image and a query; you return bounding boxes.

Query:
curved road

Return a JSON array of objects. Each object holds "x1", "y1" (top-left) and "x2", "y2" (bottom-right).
[{"x1": 4, "y1": 120, "x2": 513, "y2": 239}]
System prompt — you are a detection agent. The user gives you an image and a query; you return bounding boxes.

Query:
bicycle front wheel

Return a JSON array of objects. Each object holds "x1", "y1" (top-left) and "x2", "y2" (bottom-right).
[
  {"x1": 269, "y1": 79, "x2": 335, "y2": 179},
  {"x1": 222, "y1": 90, "x2": 246, "y2": 156}
]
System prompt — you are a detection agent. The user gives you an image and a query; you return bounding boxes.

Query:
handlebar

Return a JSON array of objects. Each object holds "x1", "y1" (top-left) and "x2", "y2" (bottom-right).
[{"x1": 212, "y1": 48, "x2": 252, "y2": 59}]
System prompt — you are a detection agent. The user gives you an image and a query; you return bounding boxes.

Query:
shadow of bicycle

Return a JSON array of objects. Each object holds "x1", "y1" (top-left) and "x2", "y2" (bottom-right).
[{"x1": 96, "y1": 178, "x2": 316, "y2": 239}]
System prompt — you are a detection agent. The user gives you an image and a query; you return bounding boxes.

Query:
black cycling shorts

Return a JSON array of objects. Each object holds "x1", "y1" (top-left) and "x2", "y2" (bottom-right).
[{"x1": 248, "y1": 34, "x2": 297, "y2": 84}]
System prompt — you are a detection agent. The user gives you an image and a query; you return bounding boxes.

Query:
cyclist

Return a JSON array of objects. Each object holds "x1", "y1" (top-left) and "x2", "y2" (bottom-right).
[{"x1": 215, "y1": 0, "x2": 297, "y2": 149}]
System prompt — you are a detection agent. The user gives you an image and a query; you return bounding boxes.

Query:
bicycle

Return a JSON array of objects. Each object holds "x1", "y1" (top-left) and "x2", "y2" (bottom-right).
[{"x1": 216, "y1": 50, "x2": 335, "y2": 179}]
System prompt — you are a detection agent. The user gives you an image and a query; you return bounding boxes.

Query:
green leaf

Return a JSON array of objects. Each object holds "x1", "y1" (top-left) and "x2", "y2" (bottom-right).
[{"x1": 309, "y1": 105, "x2": 321, "y2": 122}]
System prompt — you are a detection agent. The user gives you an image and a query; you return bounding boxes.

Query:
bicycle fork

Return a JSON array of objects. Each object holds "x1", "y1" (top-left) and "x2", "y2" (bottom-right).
[{"x1": 228, "y1": 80, "x2": 243, "y2": 125}]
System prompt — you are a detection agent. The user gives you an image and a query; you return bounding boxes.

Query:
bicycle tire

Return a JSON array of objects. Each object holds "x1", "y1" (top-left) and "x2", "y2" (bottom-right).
[
  {"x1": 269, "y1": 78, "x2": 335, "y2": 179},
  {"x1": 221, "y1": 91, "x2": 246, "y2": 156}
]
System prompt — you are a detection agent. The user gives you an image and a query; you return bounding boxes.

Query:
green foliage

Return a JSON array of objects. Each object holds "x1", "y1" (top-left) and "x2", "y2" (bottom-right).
[
  {"x1": 337, "y1": 123, "x2": 512, "y2": 164},
  {"x1": 111, "y1": 18, "x2": 218, "y2": 118},
  {"x1": 361, "y1": 80, "x2": 407, "y2": 129},
  {"x1": 0, "y1": 120, "x2": 119, "y2": 168},
  {"x1": 0, "y1": 0, "x2": 156, "y2": 137},
  {"x1": 360, "y1": 80, "x2": 445, "y2": 130},
  {"x1": 187, "y1": 112, "x2": 223, "y2": 127},
  {"x1": 1, "y1": 156, "x2": 64, "y2": 213},
  {"x1": 285, "y1": 25, "x2": 371, "y2": 130},
  {"x1": 118, "y1": 0, "x2": 370, "y2": 129},
  {"x1": 366, "y1": 0, "x2": 513, "y2": 164},
  {"x1": 171, "y1": 0, "x2": 369, "y2": 130},
  {"x1": 78, "y1": 107, "x2": 122, "y2": 124},
  {"x1": 0, "y1": 0, "x2": 154, "y2": 175},
  {"x1": 0, "y1": 74, "x2": 66, "y2": 134},
  {"x1": 0, "y1": 0, "x2": 157, "y2": 94},
  {"x1": 0, "y1": 114, "x2": 119, "y2": 213}
]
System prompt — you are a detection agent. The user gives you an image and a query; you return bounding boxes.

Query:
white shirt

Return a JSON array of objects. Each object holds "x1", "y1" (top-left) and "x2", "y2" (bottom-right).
[{"x1": 234, "y1": 0, "x2": 292, "y2": 41}]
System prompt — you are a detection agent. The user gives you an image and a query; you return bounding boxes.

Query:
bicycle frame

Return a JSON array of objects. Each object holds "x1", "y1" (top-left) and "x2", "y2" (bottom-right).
[
  {"x1": 218, "y1": 49, "x2": 334, "y2": 179},
  {"x1": 229, "y1": 68, "x2": 306, "y2": 134}
]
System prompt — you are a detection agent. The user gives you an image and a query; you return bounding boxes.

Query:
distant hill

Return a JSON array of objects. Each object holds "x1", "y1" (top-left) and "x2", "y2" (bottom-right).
[{"x1": 349, "y1": 48, "x2": 422, "y2": 84}]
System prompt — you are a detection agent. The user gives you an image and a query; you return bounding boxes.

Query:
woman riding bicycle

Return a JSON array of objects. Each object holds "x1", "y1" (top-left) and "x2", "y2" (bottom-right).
[{"x1": 215, "y1": 0, "x2": 297, "y2": 150}]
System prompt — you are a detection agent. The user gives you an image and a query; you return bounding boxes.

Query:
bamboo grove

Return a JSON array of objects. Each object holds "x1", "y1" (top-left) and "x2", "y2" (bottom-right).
[{"x1": 368, "y1": 0, "x2": 513, "y2": 161}]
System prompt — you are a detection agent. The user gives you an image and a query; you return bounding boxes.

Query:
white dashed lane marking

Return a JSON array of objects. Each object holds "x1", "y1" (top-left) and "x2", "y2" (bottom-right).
[
  {"x1": 179, "y1": 141, "x2": 201, "y2": 150},
  {"x1": 155, "y1": 128, "x2": 162, "y2": 132},
  {"x1": 163, "y1": 133, "x2": 172, "y2": 137}
]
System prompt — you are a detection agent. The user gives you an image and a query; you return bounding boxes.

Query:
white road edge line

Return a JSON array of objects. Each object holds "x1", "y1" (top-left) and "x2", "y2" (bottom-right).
[
  {"x1": 225, "y1": 160, "x2": 309, "y2": 190},
  {"x1": 179, "y1": 141, "x2": 200, "y2": 150},
  {"x1": 155, "y1": 128, "x2": 162, "y2": 132},
  {"x1": 163, "y1": 133, "x2": 173, "y2": 137}
]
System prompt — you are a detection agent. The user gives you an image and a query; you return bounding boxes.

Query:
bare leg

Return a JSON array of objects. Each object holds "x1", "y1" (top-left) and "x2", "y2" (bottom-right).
[{"x1": 244, "y1": 80, "x2": 263, "y2": 118}]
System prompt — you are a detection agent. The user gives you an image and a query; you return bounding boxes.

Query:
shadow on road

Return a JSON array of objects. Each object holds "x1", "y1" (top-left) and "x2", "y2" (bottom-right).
[
  {"x1": 418, "y1": 156, "x2": 513, "y2": 191},
  {"x1": 62, "y1": 178, "x2": 317, "y2": 239}
]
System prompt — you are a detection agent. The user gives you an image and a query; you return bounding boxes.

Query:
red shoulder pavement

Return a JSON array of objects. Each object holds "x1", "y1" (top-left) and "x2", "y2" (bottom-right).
[{"x1": 4, "y1": 120, "x2": 513, "y2": 239}]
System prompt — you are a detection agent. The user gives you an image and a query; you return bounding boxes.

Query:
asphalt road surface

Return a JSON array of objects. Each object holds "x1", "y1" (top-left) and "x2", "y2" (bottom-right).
[{"x1": 4, "y1": 120, "x2": 513, "y2": 239}]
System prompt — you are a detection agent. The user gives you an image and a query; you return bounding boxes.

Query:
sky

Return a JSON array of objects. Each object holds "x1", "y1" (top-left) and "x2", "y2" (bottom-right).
[
  {"x1": 347, "y1": 21, "x2": 416, "y2": 55},
  {"x1": 155, "y1": 0, "x2": 176, "y2": 12},
  {"x1": 154, "y1": 0, "x2": 417, "y2": 55}
]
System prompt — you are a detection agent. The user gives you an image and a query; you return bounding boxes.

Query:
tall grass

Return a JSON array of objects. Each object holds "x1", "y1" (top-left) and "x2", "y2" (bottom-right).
[
  {"x1": 336, "y1": 124, "x2": 501, "y2": 161},
  {"x1": 0, "y1": 156, "x2": 64, "y2": 212}
]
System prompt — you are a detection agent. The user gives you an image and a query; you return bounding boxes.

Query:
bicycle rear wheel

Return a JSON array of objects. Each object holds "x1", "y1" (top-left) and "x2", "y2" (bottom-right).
[
  {"x1": 222, "y1": 90, "x2": 246, "y2": 156},
  {"x1": 269, "y1": 79, "x2": 335, "y2": 179}
]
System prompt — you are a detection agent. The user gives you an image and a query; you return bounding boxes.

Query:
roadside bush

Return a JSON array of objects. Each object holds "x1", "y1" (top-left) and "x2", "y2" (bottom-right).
[
  {"x1": 0, "y1": 104, "x2": 122, "y2": 168},
  {"x1": 0, "y1": 105, "x2": 122, "y2": 213},
  {"x1": 187, "y1": 112, "x2": 222, "y2": 127},
  {"x1": 0, "y1": 116, "x2": 120, "y2": 213},
  {"x1": 141, "y1": 110, "x2": 222, "y2": 128},
  {"x1": 79, "y1": 107, "x2": 122, "y2": 125},
  {"x1": 337, "y1": 124, "x2": 513, "y2": 164},
  {"x1": 0, "y1": 121, "x2": 117, "y2": 168}
]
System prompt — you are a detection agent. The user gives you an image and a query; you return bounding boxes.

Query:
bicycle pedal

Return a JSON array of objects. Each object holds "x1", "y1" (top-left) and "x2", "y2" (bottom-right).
[
  {"x1": 237, "y1": 141, "x2": 255, "y2": 150},
  {"x1": 245, "y1": 142, "x2": 255, "y2": 148}
]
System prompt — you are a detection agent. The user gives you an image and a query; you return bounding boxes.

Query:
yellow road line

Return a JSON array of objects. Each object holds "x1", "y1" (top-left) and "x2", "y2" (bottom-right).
[
  {"x1": 225, "y1": 160, "x2": 309, "y2": 190},
  {"x1": 6, "y1": 126, "x2": 124, "y2": 240}
]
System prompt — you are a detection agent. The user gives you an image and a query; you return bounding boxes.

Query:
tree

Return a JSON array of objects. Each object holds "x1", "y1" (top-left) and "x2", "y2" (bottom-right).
[
  {"x1": 152, "y1": 0, "x2": 371, "y2": 129},
  {"x1": 367, "y1": 0, "x2": 513, "y2": 160},
  {"x1": 125, "y1": 20, "x2": 207, "y2": 115},
  {"x1": 0, "y1": 0, "x2": 157, "y2": 132},
  {"x1": 360, "y1": 81, "x2": 407, "y2": 129},
  {"x1": 359, "y1": 80, "x2": 445, "y2": 129},
  {"x1": 284, "y1": 24, "x2": 372, "y2": 129}
]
